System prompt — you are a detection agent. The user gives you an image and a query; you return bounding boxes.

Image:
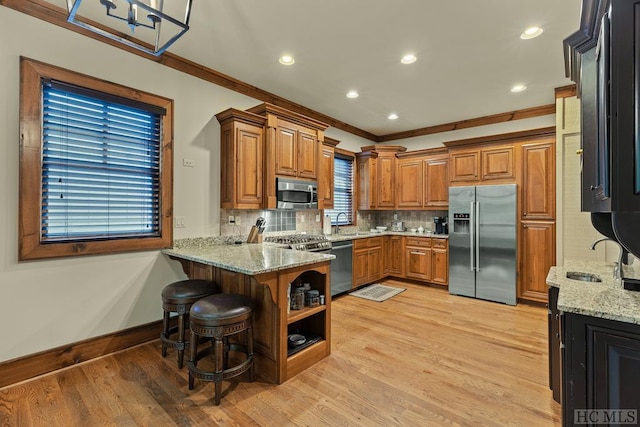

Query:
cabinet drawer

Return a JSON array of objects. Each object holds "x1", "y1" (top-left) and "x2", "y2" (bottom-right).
[
  {"x1": 367, "y1": 237, "x2": 383, "y2": 248},
  {"x1": 432, "y1": 239, "x2": 448, "y2": 249},
  {"x1": 353, "y1": 238, "x2": 368, "y2": 250},
  {"x1": 406, "y1": 237, "x2": 431, "y2": 247}
]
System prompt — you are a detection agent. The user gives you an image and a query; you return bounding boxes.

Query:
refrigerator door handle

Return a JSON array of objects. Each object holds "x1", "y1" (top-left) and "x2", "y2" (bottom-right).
[
  {"x1": 475, "y1": 202, "x2": 481, "y2": 271},
  {"x1": 470, "y1": 201, "x2": 475, "y2": 271}
]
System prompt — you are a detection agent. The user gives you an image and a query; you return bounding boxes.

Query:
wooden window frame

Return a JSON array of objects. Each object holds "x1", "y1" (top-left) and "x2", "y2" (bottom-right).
[{"x1": 19, "y1": 57, "x2": 174, "y2": 260}]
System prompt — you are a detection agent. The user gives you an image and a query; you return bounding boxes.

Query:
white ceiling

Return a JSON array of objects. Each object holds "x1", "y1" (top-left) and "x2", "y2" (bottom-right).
[{"x1": 51, "y1": 0, "x2": 583, "y2": 137}]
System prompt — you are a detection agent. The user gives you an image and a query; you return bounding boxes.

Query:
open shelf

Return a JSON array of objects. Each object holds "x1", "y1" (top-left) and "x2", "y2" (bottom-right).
[{"x1": 287, "y1": 305, "x2": 326, "y2": 324}]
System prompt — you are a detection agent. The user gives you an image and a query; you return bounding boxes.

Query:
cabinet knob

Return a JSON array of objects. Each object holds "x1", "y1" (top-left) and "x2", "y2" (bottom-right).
[
  {"x1": 576, "y1": 149, "x2": 584, "y2": 155},
  {"x1": 590, "y1": 185, "x2": 596, "y2": 191},
  {"x1": 523, "y1": 212, "x2": 527, "y2": 216}
]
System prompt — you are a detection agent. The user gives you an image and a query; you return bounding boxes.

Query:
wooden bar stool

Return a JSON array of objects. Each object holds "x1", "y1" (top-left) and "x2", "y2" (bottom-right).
[
  {"x1": 160, "y1": 279, "x2": 219, "y2": 368},
  {"x1": 188, "y1": 293, "x2": 254, "y2": 405}
]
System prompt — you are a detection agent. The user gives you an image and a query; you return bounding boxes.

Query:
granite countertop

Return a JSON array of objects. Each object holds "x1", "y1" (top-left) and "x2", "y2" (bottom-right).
[
  {"x1": 162, "y1": 239, "x2": 334, "y2": 276},
  {"x1": 547, "y1": 259, "x2": 640, "y2": 324},
  {"x1": 327, "y1": 231, "x2": 449, "y2": 242}
]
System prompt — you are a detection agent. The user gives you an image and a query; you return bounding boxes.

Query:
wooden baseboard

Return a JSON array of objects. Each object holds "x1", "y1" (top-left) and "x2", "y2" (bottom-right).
[{"x1": 0, "y1": 320, "x2": 163, "y2": 389}]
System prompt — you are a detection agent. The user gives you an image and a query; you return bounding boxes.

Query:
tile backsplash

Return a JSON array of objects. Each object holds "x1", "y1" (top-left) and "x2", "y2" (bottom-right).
[{"x1": 220, "y1": 208, "x2": 448, "y2": 237}]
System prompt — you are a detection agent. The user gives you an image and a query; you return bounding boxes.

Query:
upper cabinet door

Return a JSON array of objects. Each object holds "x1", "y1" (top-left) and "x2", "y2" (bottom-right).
[
  {"x1": 318, "y1": 146, "x2": 334, "y2": 209},
  {"x1": 236, "y1": 125, "x2": 264, "y2": 207},
  {"x1": 481, "y1": 146, "x2": 515, "y2": 181},
  {"x1": 376, "y1": 154, "x2": 396, "y2": 208},
  {"x1": 396, "y1": 159, "x2": 422, "y2": 208},
  {"x1": 275, "y1": 125, "x2": 298, "y2": 177},
  {"x1": 522, "y1": 142, "x2": 556, "y2": 220},
  {"x1": 297, "y1": 130, "x2": 318, "y2": 179},
  {"x1": 450, "y1": 149, "x2": 480, "y2": 183},
  {"x1": 424, "y1": 156, "x2": 449, "y2": 208}
]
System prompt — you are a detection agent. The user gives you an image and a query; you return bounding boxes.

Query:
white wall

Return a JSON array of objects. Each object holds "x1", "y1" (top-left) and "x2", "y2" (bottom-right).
[
  {"x1": 0, "y1": 7, "x2": 562, "y2": 364},
  {"x1": 0, "y1": 8, "x2": 260, "y2": 363}
]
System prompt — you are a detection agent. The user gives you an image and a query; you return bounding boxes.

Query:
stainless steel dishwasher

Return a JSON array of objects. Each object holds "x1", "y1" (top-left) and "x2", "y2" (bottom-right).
[{"x1": 330, "y1": 240, "x2": 353, "y2": 296}]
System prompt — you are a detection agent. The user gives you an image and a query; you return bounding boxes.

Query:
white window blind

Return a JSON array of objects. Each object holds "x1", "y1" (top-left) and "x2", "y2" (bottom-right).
[
  {"x1": 325, "y1": 156, "x2": 354, "y2": 225},
  {"x1": 41, "y1": 81, "x2": 163, "y2": 241}
]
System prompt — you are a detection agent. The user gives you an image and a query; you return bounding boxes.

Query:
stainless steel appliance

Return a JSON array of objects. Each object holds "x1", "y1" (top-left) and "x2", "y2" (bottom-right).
[
  {"x1": 448, "y1": 184, "x2": 517, "y2": 305},
  {"x1": 264, "y1": 234, "x2": 351, "y2": 296},
  {"x1": 330, "y1": 240, "x2": 353, "y2": 296},
  {"x1": 264, "y1": 234, "x2": 331, "y2": 252},
  {"x1": 276, "y1": 178, "x2": 318, "y2": 210}
]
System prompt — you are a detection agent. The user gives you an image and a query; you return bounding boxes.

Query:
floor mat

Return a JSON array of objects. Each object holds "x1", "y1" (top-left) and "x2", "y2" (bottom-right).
[{"x1": 349, "y1": 284, "x2": 406, "y2": 302}]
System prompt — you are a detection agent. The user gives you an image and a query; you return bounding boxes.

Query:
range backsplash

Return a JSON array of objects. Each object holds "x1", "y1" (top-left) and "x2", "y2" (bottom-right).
[{"x1": 220, "y1": 209, "x2": 448, "y2": 236}]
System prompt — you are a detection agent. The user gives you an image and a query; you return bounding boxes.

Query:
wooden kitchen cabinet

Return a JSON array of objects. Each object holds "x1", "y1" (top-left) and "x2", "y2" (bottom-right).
[
  {"x1": 385, "y1": 235, "x2": 404, "y2": 277},
  {"x1": 274, "y1": 122, "x2": 318, "y2": 179},
  {"x1": 423, "y1": 154, "x2": 449, "y2": 208},
  {"x1": 318, "y1": 137, "x2": 339, "y2": 210},
  {"x1": 448, "y1": 144, "x2": 514, "y2": 185},
  {"x1": 215, "y1": 108, "x2": 267, "y2": 209},
  {"x1": 247, "y1": 103, "x2": 329, "y2": 209},
  {"x1": 548, "y1": 286, "x2": 561, "y2": 404},
  {"x1": 396, "y1": 158, "x2": 422, "y2": 208},
  {"x1": 449, "y1": 149, "x2": 480, "y2": 183},
  {"x1": 431, "y1": 238, "x2": 448, "y2": 285},
  {"x1": 522, "y1": 141, "x2": 555, "y2": 220},
  {"x1": 356, "y1": 146, "x2": 405, "y2": 210},
  {"x1": 481, "y1": 145, "x2": 515, "y2": 181},
  {"x1": 562, "y1": 312, "x2": 640, "y2": 426},
  {"x1": 519, "y1": 221, "x2": 555, "y2": 302},
  {"x1": 356, "y1": 151, "x2": 377, "y2": 210},
  {"x1": 405, "y1": 237, "x2": 432, "y2": 281},
  {"x1": 353, "y1": 237, "x2": 383, "y2": 287}
]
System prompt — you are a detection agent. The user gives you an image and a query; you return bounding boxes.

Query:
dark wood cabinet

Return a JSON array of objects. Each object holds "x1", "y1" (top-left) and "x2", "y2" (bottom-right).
[
  {"x1": 548, "y1": 286, "x2": 561, "y2": 404},
  {"x1": 565, "y1": 0, "x2": 640, "y2": 213},
  {"x1": 563, "y1": 312, "x2": 640, "y2": 426}
]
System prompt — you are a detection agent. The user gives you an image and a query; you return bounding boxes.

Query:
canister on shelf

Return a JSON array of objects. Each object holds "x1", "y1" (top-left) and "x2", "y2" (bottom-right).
[
  {"x1": 291, "y1": 287, "x2": 305, "y2": 310},
  {"x1": 305, "y1": 289, "x2": 320, "y2": 307}
]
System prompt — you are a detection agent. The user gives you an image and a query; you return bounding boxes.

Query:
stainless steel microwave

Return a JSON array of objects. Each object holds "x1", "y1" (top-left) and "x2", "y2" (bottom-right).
[{"x1": 276, "y1": 178, "x2": 318, "y2": 209}]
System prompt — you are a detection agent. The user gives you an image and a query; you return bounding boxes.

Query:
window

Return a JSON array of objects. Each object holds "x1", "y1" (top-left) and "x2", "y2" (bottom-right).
[
  {"x1": 325, "y1": 154, "x2": 354, "y2": 225},
  {"x1": 19, "y1": 57, "x2": 173, "y2": 260}
]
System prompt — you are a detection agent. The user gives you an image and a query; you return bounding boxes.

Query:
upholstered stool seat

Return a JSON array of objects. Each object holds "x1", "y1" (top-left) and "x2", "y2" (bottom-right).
[
  {"x1": 188, "y1": 293, "x2": 254, "y2": 405},
  {"x1": 160, "y1": 279, "x2": 218, "y2": 368}
]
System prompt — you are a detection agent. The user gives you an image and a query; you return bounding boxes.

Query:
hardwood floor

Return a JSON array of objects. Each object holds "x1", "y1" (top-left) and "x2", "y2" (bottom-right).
[{"x1": 0, "y1": 281, "x2": 561, "y2": 426}]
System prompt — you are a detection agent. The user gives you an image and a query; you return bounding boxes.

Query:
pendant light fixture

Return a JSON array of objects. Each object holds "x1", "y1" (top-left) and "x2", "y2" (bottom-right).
[{"x1": 65, "y1": 0, "x2": 193, "y2": 56}]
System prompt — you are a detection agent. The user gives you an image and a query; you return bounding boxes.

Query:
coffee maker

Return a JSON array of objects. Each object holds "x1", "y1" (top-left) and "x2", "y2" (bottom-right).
[{"x1": 433, "y1": 216, "x2": 445, "y2": 234}]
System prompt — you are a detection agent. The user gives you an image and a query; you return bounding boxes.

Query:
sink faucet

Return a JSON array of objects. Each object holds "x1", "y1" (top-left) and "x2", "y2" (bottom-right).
[
  {"x1": 335, "y1": 212, "x2": 347, "y2": 234},
  {"x1": 591, "y1": 237, "x2": 624, "y2": 280}
]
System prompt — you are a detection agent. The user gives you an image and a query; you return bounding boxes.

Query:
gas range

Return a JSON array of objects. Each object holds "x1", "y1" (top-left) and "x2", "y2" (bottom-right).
[{"x1": 264, "y1": 234, "x2": 332, "y2": 252}]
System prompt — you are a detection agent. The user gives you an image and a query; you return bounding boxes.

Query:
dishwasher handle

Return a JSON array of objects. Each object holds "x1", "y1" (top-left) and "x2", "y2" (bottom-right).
[{"x1": 332, "y1": 243, "x2": 353, "y2": 250}]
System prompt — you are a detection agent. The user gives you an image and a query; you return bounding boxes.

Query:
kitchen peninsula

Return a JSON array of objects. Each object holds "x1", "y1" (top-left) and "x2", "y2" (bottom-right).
[{"x1": 163, "y1": 239, "x2": 334, "y2": 384}]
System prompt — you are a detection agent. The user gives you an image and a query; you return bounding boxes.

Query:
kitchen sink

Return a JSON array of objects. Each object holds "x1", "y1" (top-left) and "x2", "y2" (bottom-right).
[{"x1": 566, "y1": 271, "x2": 602, "y2": 282}]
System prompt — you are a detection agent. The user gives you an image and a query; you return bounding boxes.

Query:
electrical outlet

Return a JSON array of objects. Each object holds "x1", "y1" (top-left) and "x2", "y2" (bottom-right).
[
  {"x1": 301, "y1": 214, "x2": 305, "y2": 223},
  {"x1": 235, "y1": 216, "x2": 241, "y2": 225},
  {"x1": 228, "y1": 215, "x2": 235, "y2": 224},
  {"x1": 174, "y1": 216, "x2": 186, "y2": 228},
  {"x1": 183, "y1": 158, "x2": 195, "y2": 167},
  {"x1": 316, "y1": 214, "x2": 321, "y2": 222}
]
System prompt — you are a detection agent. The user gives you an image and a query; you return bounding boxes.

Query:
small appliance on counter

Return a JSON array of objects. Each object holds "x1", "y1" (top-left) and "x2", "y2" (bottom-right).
[{"x1": 434, "y1": 217, "x2": 445, "y2": 234}]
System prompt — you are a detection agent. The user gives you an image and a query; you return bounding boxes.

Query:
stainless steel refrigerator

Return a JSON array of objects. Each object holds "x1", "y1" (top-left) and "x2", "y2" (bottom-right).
[{"x1": 448, "y1": 184, "x2": 517, "y2": 305}]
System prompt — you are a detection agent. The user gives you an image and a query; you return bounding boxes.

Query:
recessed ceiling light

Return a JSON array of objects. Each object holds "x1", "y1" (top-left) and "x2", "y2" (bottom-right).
[
  {"x1": 388, "y1": 113, "x2": 399, "y2": 120},
  {"x1": 279, "y1": 55, "x2": 295, "y2": 65},
  {"x1": 520, "y1": 27, "x2": 543, "y2": 40},
  {"x1": 401, "y1": 54, "x2": 417, "y2": 65},
  {"x1": 511, "y1": 84, "x2": 527, "y2": 93},
  {"x1": 346, "y1": 90, "x2": 359, "y2": 99}
]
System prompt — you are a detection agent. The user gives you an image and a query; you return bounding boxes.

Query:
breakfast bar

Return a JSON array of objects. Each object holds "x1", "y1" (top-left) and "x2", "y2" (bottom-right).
[{"x1": 163, "y1": 239, "x2": 335, "y2": 384}]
